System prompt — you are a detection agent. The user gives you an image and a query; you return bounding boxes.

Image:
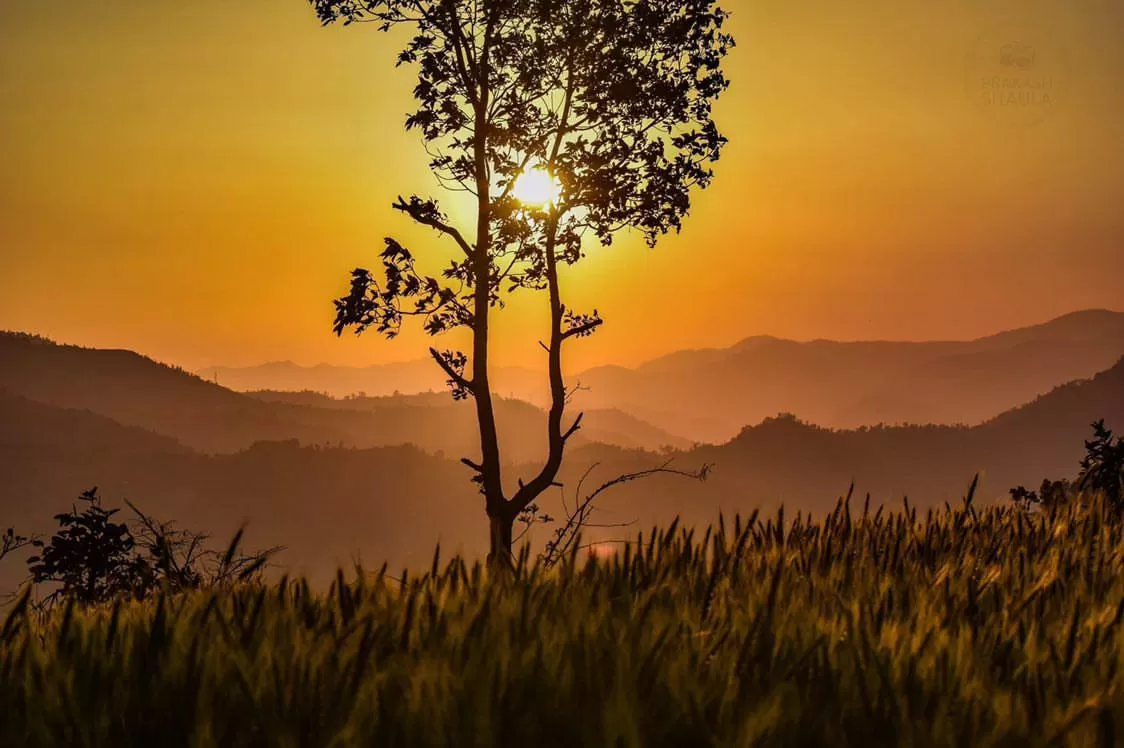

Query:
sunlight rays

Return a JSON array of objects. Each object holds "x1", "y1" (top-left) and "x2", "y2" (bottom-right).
[{"x1": 512, "y1": 166, "x2": 562, "y2": 207}]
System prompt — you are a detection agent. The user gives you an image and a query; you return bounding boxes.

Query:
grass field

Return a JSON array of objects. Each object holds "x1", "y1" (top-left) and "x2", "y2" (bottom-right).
[{"x1": 2, "y1": 492, "x2": 1123, "y2": 747}]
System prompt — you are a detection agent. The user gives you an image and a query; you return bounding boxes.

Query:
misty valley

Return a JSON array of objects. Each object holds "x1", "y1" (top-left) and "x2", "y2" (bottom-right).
[{"x1": 3, "y1": 309, "x2": 1122, "y2": 586}]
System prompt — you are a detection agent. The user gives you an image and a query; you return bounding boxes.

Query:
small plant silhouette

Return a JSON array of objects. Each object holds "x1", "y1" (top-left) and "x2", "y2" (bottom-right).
[
  {"x1": 27, "y1": 488, "x2": 147, "y2": 604},
  {"x1": 24, "y1": 488, "x2": 278, "y2": 605},
  {"x1": 1009, "y1": 478, "x2": 1071, "y2": 510}
]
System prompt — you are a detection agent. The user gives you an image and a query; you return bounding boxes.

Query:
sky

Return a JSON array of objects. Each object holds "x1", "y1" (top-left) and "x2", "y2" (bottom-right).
[{"x1": 1, "y1": 0, "x2": 1122, "y2": 371}]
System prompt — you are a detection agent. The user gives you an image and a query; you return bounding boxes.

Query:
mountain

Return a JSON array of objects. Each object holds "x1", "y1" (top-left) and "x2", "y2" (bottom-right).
[
  {"x1": 198, "y1": 359, "x2": 547, "y2": 403},
  {"x1": 0, "y1": 387, "x2": 189, "y2": 457},
  {"x1": 568, "y1": 309, "x2": 1124, "y2": 441},
  {"x1": 0, "y1": 332, "x2": 314, "y2": 453},
  {"x1": 549, "y1": 355, "x2": 1124, "y2": 535},
  {"x1": 0, "y1": 397, "x2": 485, "y2": 589},
  {"x1": 3, "y1": 354, "x2": 1120, "y2": 591},
  {"x1": 193, "y1": 311, "x2": 1124, "y2": 443},
  {"x1": 0, "y1": 332, "x2": 687, "y2": 459},
  {"x1": 974, "y1": 352, "x2": 1124, "y2": 480},
  {"x1": 198, "y1": 359, "x2": 445, "y2": 396},
  {"x1": 245, "y1": 390, "x2": 691, "y2": 453}
]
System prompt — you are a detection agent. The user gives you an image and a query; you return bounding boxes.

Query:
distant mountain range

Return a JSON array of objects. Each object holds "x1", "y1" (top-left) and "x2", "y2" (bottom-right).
[
  {"x1": 198, "y1": 310, "x2": 1124, "y2": 442},
  {"x1": 0, "y1": 332, "x2": 688, "y2": 459},
  {"x1": 566, "y1": 355, "x2": 1124, "y2": 535},
  {"x1": 198, "y1": 359, "x2": 546, "y2": 404},
  {"x1": 2, "y1": 316, "x2": 1122, "y2": 585}
]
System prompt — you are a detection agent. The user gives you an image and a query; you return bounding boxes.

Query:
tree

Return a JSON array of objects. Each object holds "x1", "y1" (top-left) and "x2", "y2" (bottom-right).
[
  {"x1": 1078, "y1": 419, "x2": 1124, "y2": 507},
  {"x1": 27, "y1": 488, "x2": 148, "y2": 605},
  {"x1": 1009, "y1": 478, "x2": 1071, "y2": 511},
  {"x1": 316, "y1": 0, "x2": 733, "y2": 563}
]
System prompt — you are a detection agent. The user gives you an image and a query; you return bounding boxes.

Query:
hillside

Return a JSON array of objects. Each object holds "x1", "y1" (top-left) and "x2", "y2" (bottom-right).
[
  {"x1": 0, "y1": 388, "x2": 189, "y2": 457},
  {"x1": 0, "y1": 332, "x2": 325, "y2": 453},
  {"x1": 192, "y1": 311, "x2": 1124, "y2": 442},
  {"x1": 0, "y1": 435, "x2": 484, "y2": 591},
  {"x1": 4, "y1": 343, "x2": 1120, "y2": 589},
  {"x1": 199, "y1": 359, "x2": 546, "y2": 403},
  {"x1": 569, "y1": 310, "x2": 1124, "y2": 441},
  {"x1": 1, "y1": 328, "x2": 1118, "y2": 588},
  {"x1": 0, "y1": 332, "x2": 687, "y2": 459},
  {"x1": 247, "y1": 390, "x2": 692, "y2": 452},
  {"x1": 551, "y1": 356, "x2": 1124, "y2": 538}
]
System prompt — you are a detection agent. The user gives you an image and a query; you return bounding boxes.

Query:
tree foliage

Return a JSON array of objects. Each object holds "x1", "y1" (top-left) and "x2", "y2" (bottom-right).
[
  {"x1": 28, "y1": 488, "x2": 148, "y2": 605},
  {"x1": 1078, "y1": 419, "x2": 1124, "y2": 507}
]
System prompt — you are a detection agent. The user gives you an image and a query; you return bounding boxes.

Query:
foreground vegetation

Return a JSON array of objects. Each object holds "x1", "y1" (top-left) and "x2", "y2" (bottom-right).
[{"x1": 3, "y1": 489, "x2": 1124, "y2": 747}]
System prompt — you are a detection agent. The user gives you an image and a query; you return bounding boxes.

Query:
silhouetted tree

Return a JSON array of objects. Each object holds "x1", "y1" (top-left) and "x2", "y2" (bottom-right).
[
  {"x1": 1009, "y1": 478, "x2": 1071, "y2": 511},
  {"x1": 28, "y1": 488, "x2": 147, "y2": 604},
  {"x1": 317, "y1": 0, "x2": 733, "y2": 563},
  {"x1": 1011, "y1": 420, "x2": 1123, "y2": 511},
  {"x1": 1078, "y1": 419, "x2": 1124, "y2": 507}
]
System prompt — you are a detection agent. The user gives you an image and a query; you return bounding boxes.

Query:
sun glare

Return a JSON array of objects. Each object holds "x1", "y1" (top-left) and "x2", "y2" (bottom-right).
[{"x1": 512, "y1": 167, "x2": 562, "y2": 207}]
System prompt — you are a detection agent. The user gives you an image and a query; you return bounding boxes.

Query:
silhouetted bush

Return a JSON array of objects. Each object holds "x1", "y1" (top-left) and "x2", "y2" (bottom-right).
[
  {"x1": 24, "y1": 487, "x2": 277, "y2": 606},
  {"x1": 1078, "y1": 419, "x2": 1124, "y2": 507},
  {"x1": 1009, "y1": 479, "x2": 1073, "y2": 510},
  {"x1": 27, "y1": 488, "x2": 147, "y2": 604},
  {"x1": 1011, "y1": 419, "x2": 1123, "y2": 511}
]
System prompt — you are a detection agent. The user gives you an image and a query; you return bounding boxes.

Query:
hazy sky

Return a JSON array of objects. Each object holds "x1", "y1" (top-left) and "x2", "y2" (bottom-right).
[{"x1": 1, "y1": 0, "x2": 1122, "y2": 370}]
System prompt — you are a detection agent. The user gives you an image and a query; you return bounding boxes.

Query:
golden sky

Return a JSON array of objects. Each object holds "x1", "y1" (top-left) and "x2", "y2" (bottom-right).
[{"x1": 1, "y1": 0, "x2": 1122, "y2": 371}]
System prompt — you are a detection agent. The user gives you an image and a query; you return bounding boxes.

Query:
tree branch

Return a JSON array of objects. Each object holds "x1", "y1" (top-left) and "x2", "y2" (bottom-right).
[
  {"x1": 561, "y1": 318, "x2": 604, "y2": 340},
  {"x1": 428, "y1": 346, "x2": 473, "y2": 392},
  {"x1": 561, "y1": 412, "x2": 584, "y2": 442},
  {"x1": 0, "y1": 528, "x2": 35, "y2": 564},
  {"x1": 394, "y1": 196, "x2": 474, "y2": 257},
  {"x1": 540, "y1": 460, "x2": 712, "y2": 567}
]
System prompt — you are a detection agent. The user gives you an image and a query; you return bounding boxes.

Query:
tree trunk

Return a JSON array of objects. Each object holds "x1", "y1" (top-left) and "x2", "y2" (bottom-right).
[
  {"x1": 488, "y1": 511, "x2": 514, "y2": 567},
  {"x1": 469, "y1": 49, "x2": 509, "y2": 558}
]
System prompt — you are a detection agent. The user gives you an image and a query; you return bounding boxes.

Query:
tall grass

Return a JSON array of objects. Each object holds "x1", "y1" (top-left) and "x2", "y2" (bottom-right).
[{"x1": 2, "y1": 493, "x2": 1123, "y2": 746}]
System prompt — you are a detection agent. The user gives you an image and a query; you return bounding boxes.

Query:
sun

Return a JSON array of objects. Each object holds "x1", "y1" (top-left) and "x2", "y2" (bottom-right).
[{"x1": 512, "y1": 167, "x2": 562, "y2": 207}]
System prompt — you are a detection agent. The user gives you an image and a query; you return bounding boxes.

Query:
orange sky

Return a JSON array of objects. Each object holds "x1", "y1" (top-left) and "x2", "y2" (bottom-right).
[{"x1": 1, "y1": 0, "x2": 1122, "y2": 371}]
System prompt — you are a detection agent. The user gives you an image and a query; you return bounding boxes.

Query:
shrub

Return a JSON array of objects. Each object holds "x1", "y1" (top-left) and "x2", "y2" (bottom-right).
[{"x1": 23, "y1": 488, "x2": 276, "y2": 606}]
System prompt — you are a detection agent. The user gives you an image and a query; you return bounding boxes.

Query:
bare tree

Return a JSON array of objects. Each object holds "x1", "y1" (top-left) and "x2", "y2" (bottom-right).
[{"x1": 318, "y1": 0, "x2": 733, "y2": 564}]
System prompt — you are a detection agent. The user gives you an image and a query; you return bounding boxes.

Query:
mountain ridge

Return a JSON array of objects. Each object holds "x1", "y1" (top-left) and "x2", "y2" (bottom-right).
[
  {"x1": 0, "y1": 331, "x2": 691, "y2": 458},
  {"x1": 2, "y1": 347, "x2": 1120, "y2": 586},
  {"x1": 182, "y1": 310, "x2": 1124, "y2": 442}
]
